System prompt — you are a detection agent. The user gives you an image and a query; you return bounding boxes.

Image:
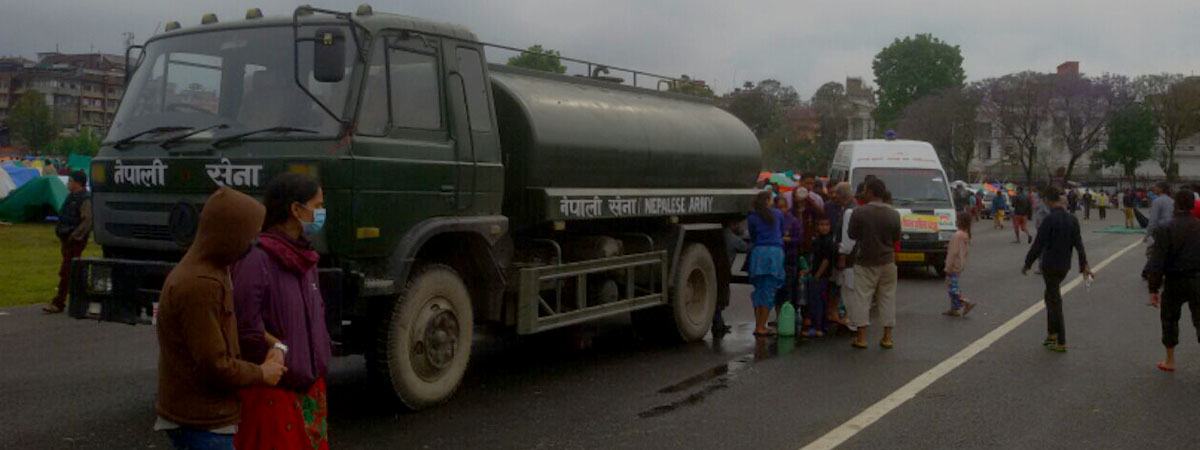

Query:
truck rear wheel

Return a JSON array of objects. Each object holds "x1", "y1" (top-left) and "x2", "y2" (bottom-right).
[
  {"x1": 375, "y1": 264, "x2": 473, "y2": 410},
  {"x1": 634, "y1": 243, "x2": 717, "y2": 342}
]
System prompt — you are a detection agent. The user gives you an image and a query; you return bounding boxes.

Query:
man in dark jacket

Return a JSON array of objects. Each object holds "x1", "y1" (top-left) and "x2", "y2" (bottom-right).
[
  {"x1": 44, "y1": 171, "x2": 92, "y2": 314},
  {"x1": 1023, "y1": 187, "x2": 1092, "y2": 352},
  {"x1": 1145, "y1": 190, "x2": 1200, "y2": 372}
]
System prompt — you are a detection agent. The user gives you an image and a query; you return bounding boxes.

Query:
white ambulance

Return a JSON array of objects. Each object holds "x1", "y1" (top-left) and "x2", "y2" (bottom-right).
[{"x1": 829, "y1": 139, "x2": 957, "y2": 275}]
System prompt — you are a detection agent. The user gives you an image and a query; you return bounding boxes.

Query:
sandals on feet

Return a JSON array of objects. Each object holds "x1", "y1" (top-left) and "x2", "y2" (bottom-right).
[
  {"x1": 851, "y1": 340, "x2": 868, "y2": 349},
  {"x1": 1157, "y1": 361, "x2": 1175, "y2": 372}
]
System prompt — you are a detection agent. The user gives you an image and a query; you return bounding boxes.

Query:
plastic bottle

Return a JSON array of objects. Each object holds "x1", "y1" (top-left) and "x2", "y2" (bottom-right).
[{"x1": 778, "y1": 302, "x2": 796, "y2": 337}]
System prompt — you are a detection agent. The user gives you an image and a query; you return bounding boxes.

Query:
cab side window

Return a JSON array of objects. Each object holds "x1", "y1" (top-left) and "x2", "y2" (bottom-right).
[
  {"x1": 358, "y1": 35, "x2": 443, "y2": 136},
  {"x1": 388, "y1": 47, "x2": 441, "y2": 130},
  {"x1": 455, "y1": 47, "x2": 492, "y2": 132}
]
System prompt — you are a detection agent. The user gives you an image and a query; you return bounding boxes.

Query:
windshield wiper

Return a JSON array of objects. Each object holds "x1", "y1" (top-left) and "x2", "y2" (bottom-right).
[
  {"x1": 112, "y1": 126, "x2": 193, "y2": 149},
  {"x1": 212, "y1": 127, "x2": 318, "y2": 148},
  {"x1": 159, "y1": 124, "x2": 230, "y2": 149}
]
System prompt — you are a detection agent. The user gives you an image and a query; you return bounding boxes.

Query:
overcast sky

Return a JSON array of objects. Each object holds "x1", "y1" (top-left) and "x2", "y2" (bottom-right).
[{"x1": 2, "y1": 0, "x2": 1198, "y2": 98}]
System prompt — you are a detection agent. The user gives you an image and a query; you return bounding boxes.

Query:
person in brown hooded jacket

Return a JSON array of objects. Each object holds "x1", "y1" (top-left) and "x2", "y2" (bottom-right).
[{"x1": 154, "y1": 187, "x2": 287, "y2": 450}]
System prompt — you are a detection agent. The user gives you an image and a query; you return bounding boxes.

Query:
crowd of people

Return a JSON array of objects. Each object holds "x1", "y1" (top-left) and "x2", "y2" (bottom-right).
[
  {"x1": 736, "y1": 173, "x2": 1200, "y2": 368},
  {"x1": 737, "y1": 174, "x2": 903, "y2": 348}
]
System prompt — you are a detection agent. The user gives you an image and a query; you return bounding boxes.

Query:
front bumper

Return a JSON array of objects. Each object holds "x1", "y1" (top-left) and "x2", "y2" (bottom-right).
[
  {"x1": 69, "y1": 257, "x2": 346, "y2": 336},
  {"x1": 895, "y1": 234, "x2": 949, "y2": 266}
]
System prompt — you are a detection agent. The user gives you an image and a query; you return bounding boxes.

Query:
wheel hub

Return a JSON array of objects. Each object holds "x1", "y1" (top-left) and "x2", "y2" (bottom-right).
[{"x1": 411, "y1": 298, "x2": 460, "y2": 381}]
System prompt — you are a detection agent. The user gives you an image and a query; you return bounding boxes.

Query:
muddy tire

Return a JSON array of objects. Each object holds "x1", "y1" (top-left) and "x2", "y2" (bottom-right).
[
  {"x1": 633, "y1": 243, "x2": 717, "y2": 342},
  {"x1": 374, "y1": 264, "x2": 473, "y2": 410}
]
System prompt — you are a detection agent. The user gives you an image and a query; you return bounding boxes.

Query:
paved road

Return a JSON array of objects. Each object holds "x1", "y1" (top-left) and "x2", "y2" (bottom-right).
[{"x1": 3, "y1": 213, "x2": 1198, "y2": 450}]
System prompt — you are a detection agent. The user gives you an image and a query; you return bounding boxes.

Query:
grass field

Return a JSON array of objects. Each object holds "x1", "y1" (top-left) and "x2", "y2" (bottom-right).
[{"x1": 0, "y1": 223, "x2": 101, "y2": 308}]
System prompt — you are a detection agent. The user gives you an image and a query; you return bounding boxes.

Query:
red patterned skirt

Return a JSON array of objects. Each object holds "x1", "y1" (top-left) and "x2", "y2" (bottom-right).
[{"x1": 234, "y1": 378, "x2": 328, "y2": 450}]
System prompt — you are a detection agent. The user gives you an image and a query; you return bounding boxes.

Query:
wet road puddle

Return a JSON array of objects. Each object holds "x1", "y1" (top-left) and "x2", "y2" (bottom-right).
[{"x1": 638, "y1": 330, "x2": 803, "y2": 418}]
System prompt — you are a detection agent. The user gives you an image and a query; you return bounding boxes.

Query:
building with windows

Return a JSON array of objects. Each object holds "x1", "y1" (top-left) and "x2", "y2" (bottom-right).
[
  {"x1": 0, "y1": 53, "x2": 125, "y2": 137},
  {"x1": 971, "y1": 62, "x2": 1200, "y2": 184}
]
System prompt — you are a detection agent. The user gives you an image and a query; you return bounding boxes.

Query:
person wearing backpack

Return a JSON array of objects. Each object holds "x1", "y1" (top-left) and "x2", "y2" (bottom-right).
[{"x1": 43, "y1": 171, "x2": 92, "y2": 314}]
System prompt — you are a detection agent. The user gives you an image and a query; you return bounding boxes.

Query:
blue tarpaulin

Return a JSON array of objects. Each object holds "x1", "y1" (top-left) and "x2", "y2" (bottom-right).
[{"x1": 3, "y1": 165, "x2": 39, "y2": 187}]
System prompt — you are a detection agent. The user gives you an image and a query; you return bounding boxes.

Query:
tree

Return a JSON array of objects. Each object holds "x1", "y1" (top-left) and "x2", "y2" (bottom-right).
[
  {"x1": 506, "y1": 44, "x2": 566, "y2": 74},
  {"x1": 811, "y1": 81, "x2": 850, "y2": 164},
  {"x1": 896, "y1": 86, "x2": 981, "y2": 180},
  {"x1": 668, "y1": 75, "x2": 716, "y2": 99},
  {"x1": 48, "y1": 127, "x2": 103, "y2": 157},
  {"x1": 1096, "y1": 102, "x2": 1157, "y2": 182},
  {"x1": 872, "y1": 34, "x2": 967, "y2": 130},
  {"x1": 8, "y1": 90, "x2": 58, "y2": 153},
  {"x1": 978, "y1": 72, "x2": 1053, "y2": 185},
  {"x1": 1135, "y1": 74, "x2": 1200, "y2": 180},
  {"x1": 1048, "y1": 73, "x2": 1129, "y2": 182},
  {"x1": 724, "y1": 79, "x2": 801, "y2": 138}
]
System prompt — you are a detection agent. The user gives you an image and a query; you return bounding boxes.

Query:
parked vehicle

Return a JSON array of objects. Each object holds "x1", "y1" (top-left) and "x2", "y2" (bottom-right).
[
  {"x1": 69, "y1": 5, "x2": 761, "y2": 409},
  {"x1": 828, "y1": 139, "x2": 955, "y2": 275}
]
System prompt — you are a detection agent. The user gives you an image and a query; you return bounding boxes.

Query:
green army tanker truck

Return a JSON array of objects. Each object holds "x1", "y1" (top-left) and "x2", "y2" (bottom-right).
[{"x1": 70, "y1": 5, "x2": 760, "y2": 409}]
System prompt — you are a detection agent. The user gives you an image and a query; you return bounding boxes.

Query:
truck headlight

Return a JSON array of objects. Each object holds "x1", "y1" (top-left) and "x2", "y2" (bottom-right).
[{"x1": 938, "y1": 231, "x2": 955, "y2": 241}]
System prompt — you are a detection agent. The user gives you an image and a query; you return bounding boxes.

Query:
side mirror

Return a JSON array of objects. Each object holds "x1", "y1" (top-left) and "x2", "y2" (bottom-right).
[{"x1": 312, "y1": 27, "x2": 345, "y2": 83}]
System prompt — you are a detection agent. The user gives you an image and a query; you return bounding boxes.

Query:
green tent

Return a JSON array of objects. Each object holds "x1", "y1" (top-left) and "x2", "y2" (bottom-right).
[
  {"x1": 0, "y1": 175, "x2": 67, "y2": 222},
  {"x1": 67, "y1": 153, "x2": 92, "y2": 173}
]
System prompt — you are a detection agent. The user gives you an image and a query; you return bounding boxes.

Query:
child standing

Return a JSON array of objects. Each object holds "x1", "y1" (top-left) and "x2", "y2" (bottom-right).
[
  {"x1": 807, "y1": 217, "x2": 837, "y2": 336},
  {"x1": 943, "y1": 212, "x2": 977, "y2": 317}
]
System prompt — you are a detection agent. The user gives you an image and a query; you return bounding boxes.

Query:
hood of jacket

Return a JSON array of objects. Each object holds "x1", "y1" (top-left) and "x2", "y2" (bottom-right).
[{"x1": 182, "y1": 187, "x2": 265, "y2": 268}]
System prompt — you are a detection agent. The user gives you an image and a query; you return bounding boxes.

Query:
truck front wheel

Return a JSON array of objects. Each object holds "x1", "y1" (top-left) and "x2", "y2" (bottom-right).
[
  {"x1": 375, "y1": 264, "x2": 473, "y2": 410},
  {"x1": 634, "y1": 242, "x2": 717, "y2": 342}
]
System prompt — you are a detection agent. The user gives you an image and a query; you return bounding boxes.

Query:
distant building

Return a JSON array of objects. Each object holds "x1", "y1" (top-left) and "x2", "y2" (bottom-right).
[
  {"x1": 971, "y1": 61, "x2": 1200, "y2": 184},
  {"x1": 843, "y1": 77, "x2": 876, "y2": 140},
  {"x1": 0, "y1": 52, "x2": 125, "y2": 136}
]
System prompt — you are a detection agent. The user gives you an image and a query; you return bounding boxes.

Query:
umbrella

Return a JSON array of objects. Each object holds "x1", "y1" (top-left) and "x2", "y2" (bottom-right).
[
  {"x1": 758, "y1": 171, "x2": 771, "y2": 181},
  {"x1": 769, "y1": 173, "x2": 796, "y2": 187}
]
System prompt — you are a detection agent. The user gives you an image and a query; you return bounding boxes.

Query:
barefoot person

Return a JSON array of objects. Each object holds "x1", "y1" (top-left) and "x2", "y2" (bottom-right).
[
  {"x1": 747, "y1": 191, "x2": 786, "y2": 336},
  {"x1": 1144, "y1": 190, "x2": 1200, "y2": 372},
  {"x1": 1022, "y1": 187, "x2": 1092, "y2": 353}
]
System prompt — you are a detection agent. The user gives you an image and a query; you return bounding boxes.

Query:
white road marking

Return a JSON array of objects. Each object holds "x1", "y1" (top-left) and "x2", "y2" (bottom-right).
[
  {"x1": 799, "y1": 238, "x2": 1144, "y2": 450},
  {"x1": 0, "y1": 311, "x2": 9, "y2": 316}
]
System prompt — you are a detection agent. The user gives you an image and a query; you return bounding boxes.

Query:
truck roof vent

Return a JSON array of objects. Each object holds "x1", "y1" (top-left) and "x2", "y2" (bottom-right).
[
  {"x1": 164, "y1": 21, "x2": 181, "y2": 32},
  {"x1": 356, "y1": 4, "x2": 374, "y2": 16},
  {"x1": 245, "y1": 8, "x2": 263, "y2": 19},
  {"x1": 201, "y1": 13, "x2": 218, "y2": 25}
]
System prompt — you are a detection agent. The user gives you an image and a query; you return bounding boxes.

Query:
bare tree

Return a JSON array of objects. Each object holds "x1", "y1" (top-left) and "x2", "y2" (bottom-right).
[
  {"x1": 896, "y1": 86, "x2": 980, "y2": 180},
  {"x1": 1047, "y1": 73, "x2": 1130, "y2": 182},
  {"x1": 979, "y1": 72, "x2": 1053, "y2": 185},
  {"x1": 1135, "y1": 74, "x2": 1200, "y2": 180}
]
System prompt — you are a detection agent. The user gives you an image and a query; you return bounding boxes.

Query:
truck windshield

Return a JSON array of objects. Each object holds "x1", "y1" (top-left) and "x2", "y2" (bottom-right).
[
  {"x1": 851, "y1": 168, "x2": 951, "y2": 206},
  {"x1": 107, "y1": 25, "x2": 356, "y2": 144}
]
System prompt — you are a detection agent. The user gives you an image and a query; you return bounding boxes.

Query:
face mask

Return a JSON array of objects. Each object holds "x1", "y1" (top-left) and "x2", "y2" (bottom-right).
[{"x1": 301, "y1": 207, "x2": 326, "y2": 236}]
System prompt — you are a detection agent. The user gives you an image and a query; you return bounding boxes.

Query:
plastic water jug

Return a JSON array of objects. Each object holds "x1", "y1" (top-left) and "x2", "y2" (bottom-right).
[{"x1": 778, "y1": 302, "x2": 796, "y2": 337}]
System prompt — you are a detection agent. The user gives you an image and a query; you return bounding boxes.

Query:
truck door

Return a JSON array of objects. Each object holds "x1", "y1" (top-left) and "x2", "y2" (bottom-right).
[
  {"x1": 445, "y1": 45, "x2": 500, "y2": 212},
  {"x1": 351, "y1": 33, "x2": 457, "y2": 254}
]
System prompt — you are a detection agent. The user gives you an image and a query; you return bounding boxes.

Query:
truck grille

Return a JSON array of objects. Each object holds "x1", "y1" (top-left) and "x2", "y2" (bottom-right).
[
  {"x1": 106, "y1": 223, "x2": 173, "y2": 241},
  {"x1": 901, "y1": 232, "x2": 937, "y2": 242},
  {"x1": 107, "y1": 201, "x2": 175, "y2": 213}
]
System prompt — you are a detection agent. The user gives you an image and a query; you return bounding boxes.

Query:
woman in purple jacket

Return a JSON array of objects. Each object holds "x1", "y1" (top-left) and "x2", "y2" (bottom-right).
[{"x1": 232, "y1": 173, "x2": 332, "y2": 450}]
